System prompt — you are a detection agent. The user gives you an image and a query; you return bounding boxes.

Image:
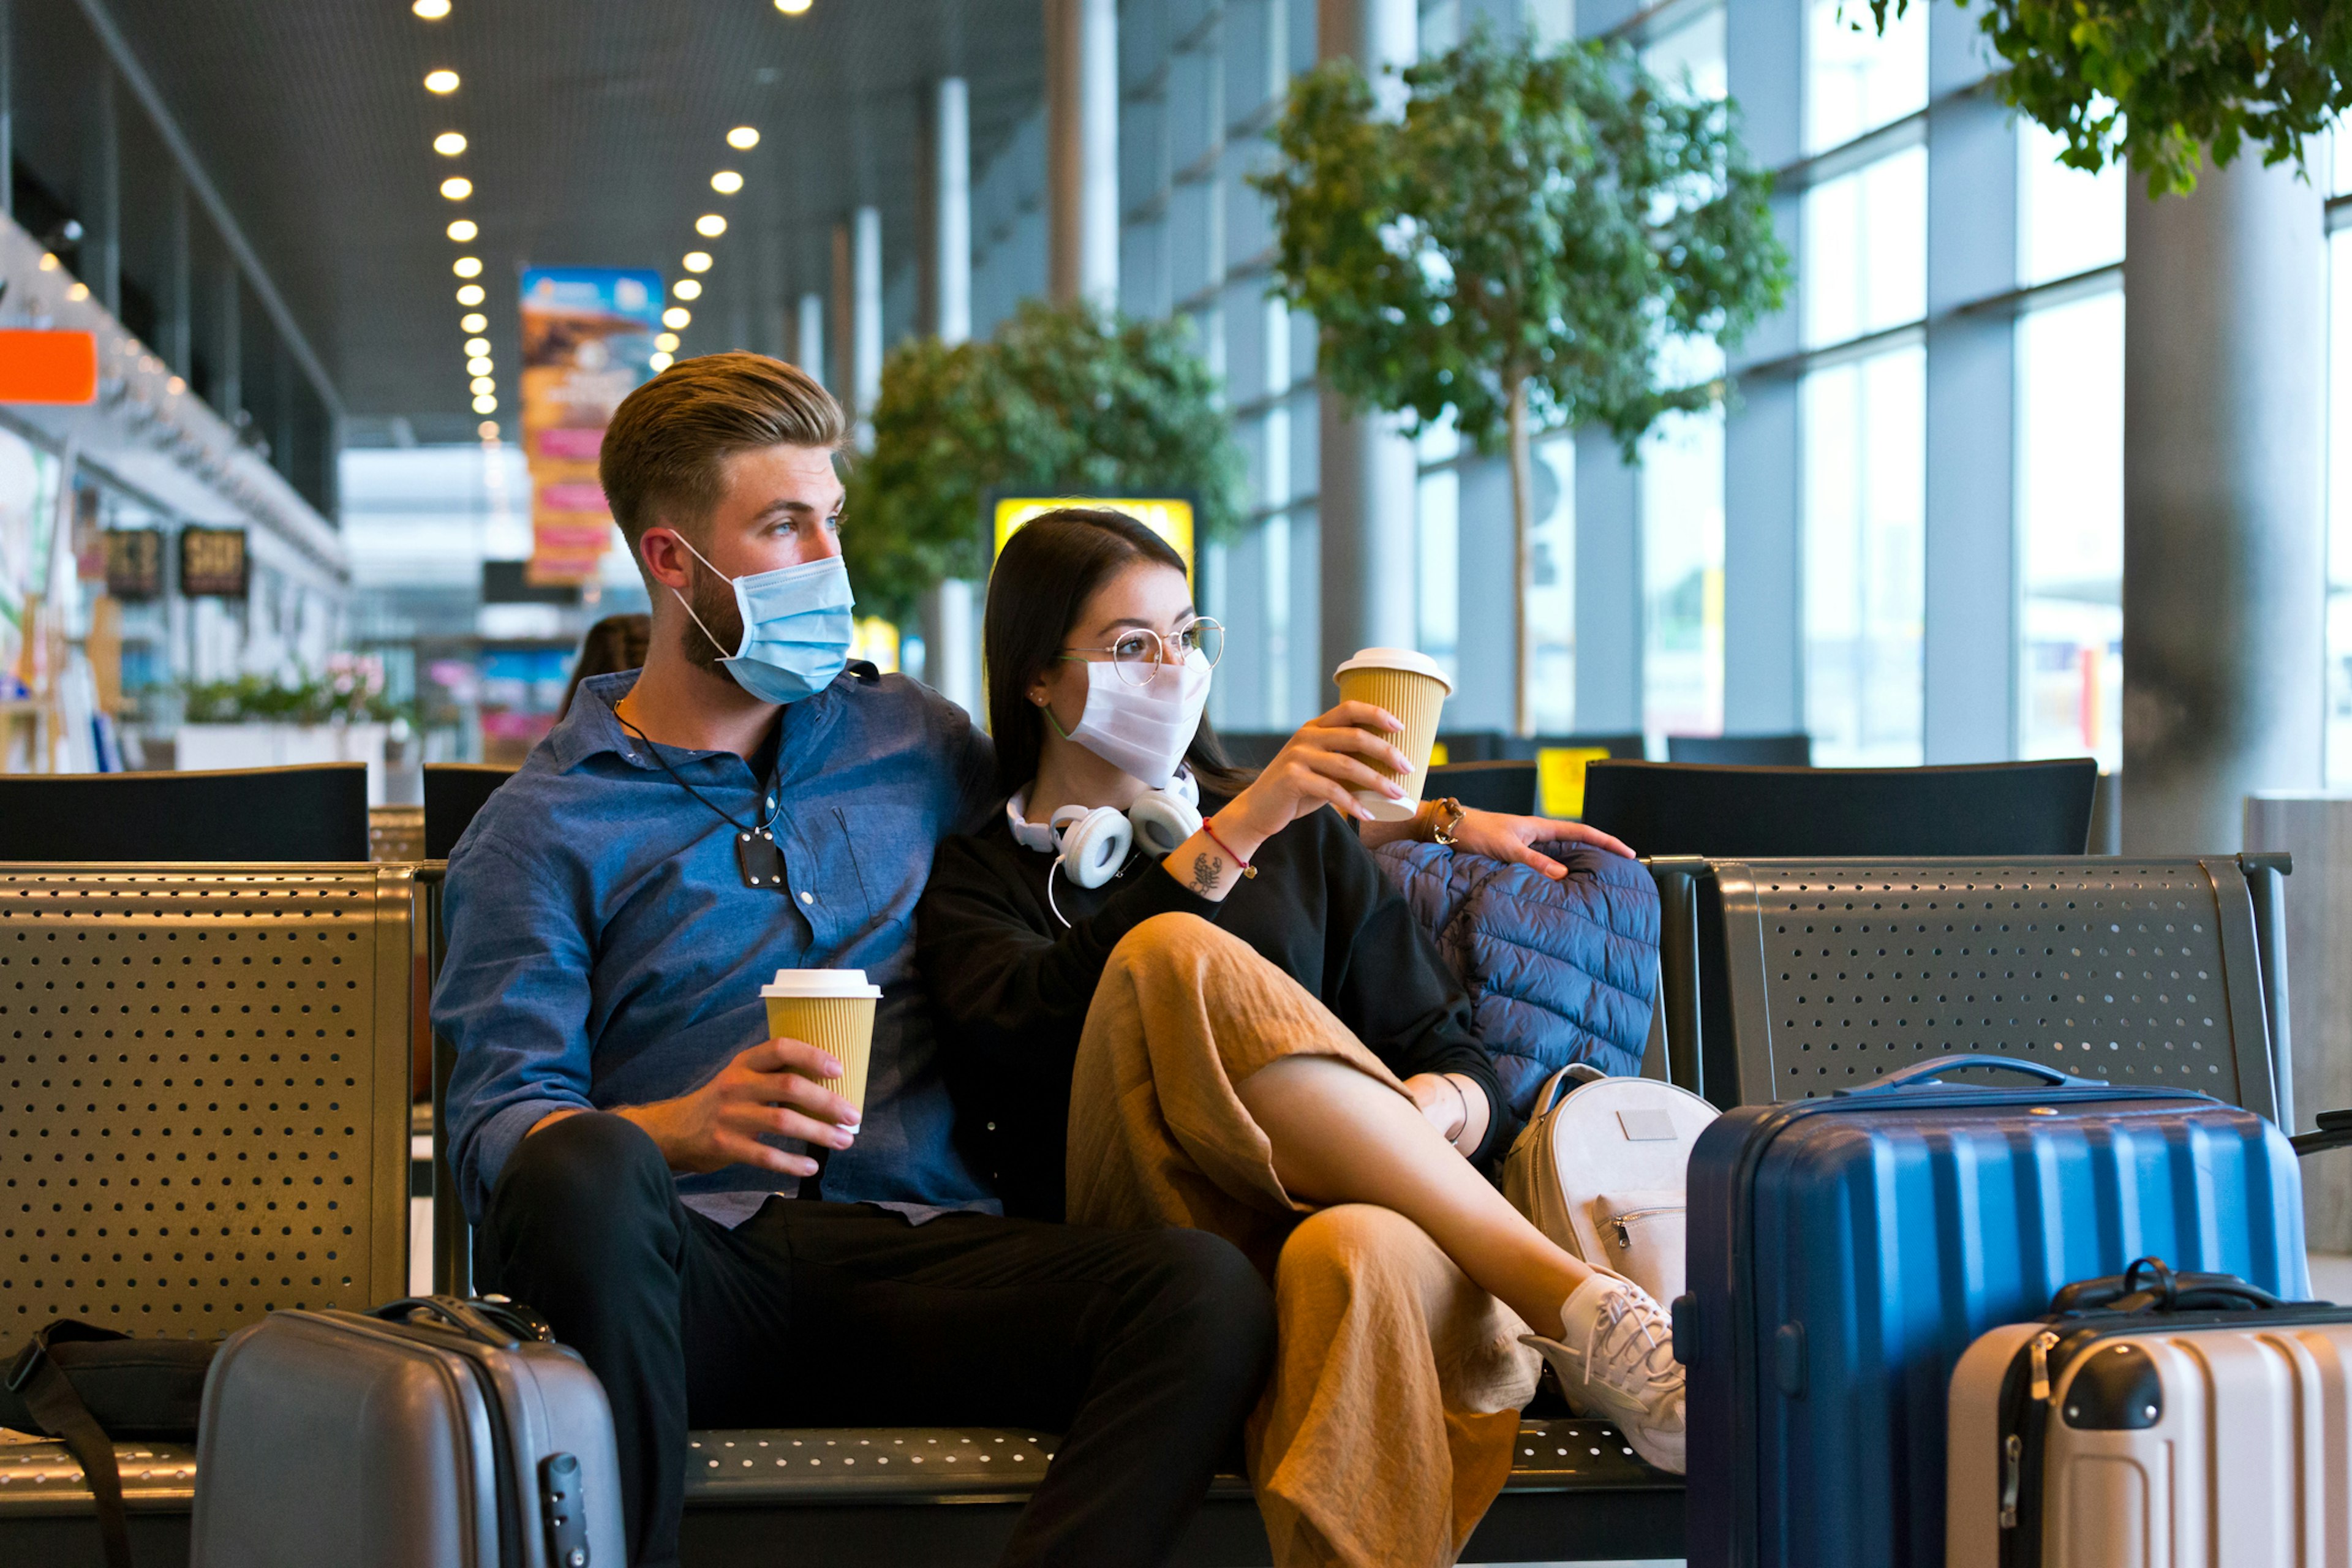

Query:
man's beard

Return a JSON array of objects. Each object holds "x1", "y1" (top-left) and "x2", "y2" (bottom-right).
[{"x1": 677, "y1": 563, "x2": 745, "y2": 674}]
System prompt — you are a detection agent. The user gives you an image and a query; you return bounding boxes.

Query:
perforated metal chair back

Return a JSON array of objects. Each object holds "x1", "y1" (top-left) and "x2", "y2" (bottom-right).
[
  {"x1": 1667, "y1": 856, "x2": 2283, "y2": 1124},
  {"x1": 0, "y1": 865, "x2": 420, "y2": 1338},
  {"x1": 0, "y1": 766, "x2": 371, "y2": 862}
]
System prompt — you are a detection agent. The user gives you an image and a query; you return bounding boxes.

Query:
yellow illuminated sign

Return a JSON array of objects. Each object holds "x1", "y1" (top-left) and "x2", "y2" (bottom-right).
[
  {"x1": 1536, "y1": 747, "x2": 1613, "y2": 819},
  {"x1": 992, "y1": 497, "x2": 1195, "y2": 575}
]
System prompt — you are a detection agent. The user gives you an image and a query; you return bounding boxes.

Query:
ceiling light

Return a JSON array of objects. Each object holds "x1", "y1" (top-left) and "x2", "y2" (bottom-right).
[
  {"x1": 447, "y1": 219, "x2": 478, "y2": 241},
  {"x1": 726, "y1": 126, "x2": 760, "y2": 149},
  {"x1": 66, "y1": 282, "x2": 89, "y2": 301},
  {"x1": 478, "y1": 420, "x2": 500, "y2": 439},
  {"x1": 424, "y1": 69, "x2": 459, "y2": 94},
  {"x1": 441, "y1": 176, "x2": 472, "y2": 200},
  {"x1": 168, "y1": 375, "x2": 186, "y2": 394},
  {"x1": 654, "y1": 331, "x2": 680, "y2": 352},
  {"x1": 457, "y1": 283, "x2": 486, "y2": 306},
  {"x1": 695, "y1": 214, "x2": 726, "y2": 238},
  {"x1": 473, "y1": 394, "x2": 498, "y2": 413},
  {"x1": 471, "y1": 376, "x2": 497, "y2": 396},
  {"x1": 414, "y1": 0, "x2": 451, "y2": 17},
  {"x1": 434, "y1": 132, "x2": 467, "y2": 156},
  {"x1": 710, "y1": 170, "x2": 743, "y2": 195},
  {"x1": 461, "y1": 312, "x2": 488, "y2": 333},
  {"x1": 453, "y1": 255, "x2": 483, "y2": 277},
  {"x1": 37, "y1": 253, "x2": 58, "y2": 271},
  {"x1": 468, "y1": 355, "x2": 494, "y2": 376},
  {"x1": 673, "y1": 278, "x2": 701, "y2": 300},
  {"x1": 777, "y1": 0, "x2": 812, "y2": 14},
  {"x1": 682, "y1": 251, "x2": 712, "y2": 274},
  {"x1": 649, "y1": 352, "x2": 675, "y2": 372},
  {"x1": 663, "y1": 306, "x2": 691, "y2": 329},
  {"x1": 465, "y1": 336, "x2": 491, "y2": 356}
]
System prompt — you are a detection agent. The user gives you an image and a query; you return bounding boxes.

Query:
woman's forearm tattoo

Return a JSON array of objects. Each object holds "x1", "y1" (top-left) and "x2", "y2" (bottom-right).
[{"x1": 1188, "y1": 851, "x2": 1224, "y2": 895}]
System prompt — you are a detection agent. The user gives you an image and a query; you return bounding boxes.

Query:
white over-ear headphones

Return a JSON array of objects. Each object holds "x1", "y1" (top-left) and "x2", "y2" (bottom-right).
[{"x1": 1008, "y1": 770, "x2": 1204, "y2": 925}]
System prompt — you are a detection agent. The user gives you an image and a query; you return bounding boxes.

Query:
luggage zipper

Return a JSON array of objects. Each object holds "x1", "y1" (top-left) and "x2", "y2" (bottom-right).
[{"x1": 2026, "y1": 1330, "x2": 2060, "y2": 1403}]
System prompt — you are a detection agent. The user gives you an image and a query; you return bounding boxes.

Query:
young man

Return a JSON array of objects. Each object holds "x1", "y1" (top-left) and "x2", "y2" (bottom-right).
[{"x1": 434, "y1": 353, "x2": 1276, "y2": 1568}]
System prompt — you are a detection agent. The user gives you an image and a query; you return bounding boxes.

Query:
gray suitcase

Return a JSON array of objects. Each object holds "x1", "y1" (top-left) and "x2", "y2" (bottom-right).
[
  {"x1": 190, "y1": 1297, "x2": 624, "y2": 1568},
  {"x1": 1947, "y1": 1260, "x2": 2352, "y2": 1568}
]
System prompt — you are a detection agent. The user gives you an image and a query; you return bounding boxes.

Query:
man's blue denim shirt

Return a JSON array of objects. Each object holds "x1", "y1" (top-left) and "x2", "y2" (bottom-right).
[{"x1": 433, "y1": 665, "x2": 1001, "y2": 1227}]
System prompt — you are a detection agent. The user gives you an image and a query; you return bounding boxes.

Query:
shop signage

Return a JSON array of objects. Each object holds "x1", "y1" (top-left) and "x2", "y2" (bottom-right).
[
  {"x1": 519, "y1": 268, "x2": 663, "y2": 586},
  {"x1": 0, "y1": 329, "x2": 99, "y2": 405},
  {"x1": 104, "y1": 528, "x2": 165, "y2": 601},
  {"x1": 990, "y1": 494, "x2": 1196, "y2": 576},
  {"x1": 179, "y1": 527, "x2": 249, "y2": 598}
]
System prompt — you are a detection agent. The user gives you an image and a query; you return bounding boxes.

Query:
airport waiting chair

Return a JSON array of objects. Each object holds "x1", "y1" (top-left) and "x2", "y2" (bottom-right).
[
  {"x1": 423, "y1": 763, "x2": 517, "y2": 859},
  {"x1": 1584, "y1": 758, "x2": 2098, "y2": 860},
  {"x1": 1666, "y1": 732, "x2": 1811, "y2": 766},
  {"x1": 1502, "y1": 731, "x2": 1647, "y2": 762},
  {"x1": 1427, "y1": 760, "x2": 1538, "y2": 816},
  {"x1": 1434, "y1": 729, "x2": 1507, "y2": 763},
  {"x1": 0, "y1": 764, "x2": 371, "y2": 861},
  {"x1": 1646, "y1": 853, "x2": 2293, "y2": 1122},
  {"x1": 1212, "y1": 730, "x2": 1288, "y2": 767}
]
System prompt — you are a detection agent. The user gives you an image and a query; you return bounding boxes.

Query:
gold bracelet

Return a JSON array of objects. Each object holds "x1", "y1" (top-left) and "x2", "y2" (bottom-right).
[{"x1": 1428, "y1": 796, "x2": 1466, "y2": 846}]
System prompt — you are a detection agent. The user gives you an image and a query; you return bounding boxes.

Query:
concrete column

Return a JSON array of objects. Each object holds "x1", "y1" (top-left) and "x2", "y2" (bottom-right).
[
  {"x1": 851, "y1": 205, "x2": 883, "y2": 426},
  {"x1": 931, "y1": 77, "x2": 973, "y2": 345},
  {"x1": 164, "y1": 173, "x2": 192, "y2": 378},
  {"x1": 1315, "y1": 0, "x2": 1417, "y2": 692},
  {"x1": 916, "y1": 579, "x2": 980, "y2": 717},
  {"x1": 2121, "y1": 153, "x2": 2327, "y2": 853},
  {"x1": 1046, "y1": 0, "x2": 1119, "y2": 306},
  {"x1": 1574, "y1": 428, "x2": 1643, "y2": 731},
  {"x1": 795, "y1": 290, "x2": 825, "y2": 390},
  {"x1": 215, "y1": 266, "x2": 241, "y2": 420},
  {"x1": 1921, "y1": 2, "x2": 2018, "y2": 762},
  {"x1": 829, "y1": 221, "x2": 853, "y2": 407},
  {"x1": 1454, "y1": 456, "x2": 1517, "y2": 731},
  {"x1": 86, "y1": 62, "x2": 120, "y2": 317}
]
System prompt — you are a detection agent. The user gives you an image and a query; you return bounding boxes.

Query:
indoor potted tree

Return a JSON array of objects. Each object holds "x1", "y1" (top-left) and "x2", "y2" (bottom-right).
[{"x1": 1254, "y1": 24, "x2": 1792, "y2": 734}]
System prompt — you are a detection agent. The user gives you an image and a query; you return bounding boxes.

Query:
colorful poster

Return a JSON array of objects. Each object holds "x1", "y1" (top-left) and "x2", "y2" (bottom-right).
[{"x1": 519, "y1": 268, "x2": 663, "y2": 586}]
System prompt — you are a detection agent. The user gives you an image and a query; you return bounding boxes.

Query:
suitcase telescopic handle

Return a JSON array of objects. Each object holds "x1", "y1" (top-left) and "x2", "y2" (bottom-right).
[
  {"x1": 1835, "y1": 1054, "x2": 2115, "y2": 1096},
  {"x1": 368, "y1": 1295, "x2": 552, "y2": 1349}
]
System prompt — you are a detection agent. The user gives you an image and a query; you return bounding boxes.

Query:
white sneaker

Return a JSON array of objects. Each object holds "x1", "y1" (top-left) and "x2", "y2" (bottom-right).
[{"x1": 1520, "y1": 1273, "x2": 1687, "y2": 1474}]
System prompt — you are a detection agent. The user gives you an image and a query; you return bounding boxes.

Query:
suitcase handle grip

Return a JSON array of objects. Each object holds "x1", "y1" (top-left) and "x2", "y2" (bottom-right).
[
  {"x1": 367, "y1": 1295, "x2": 552, "y2": 1349},
  {"x1": 1835, "y1": 1054, "x2": 2111, "y2": 1096}
]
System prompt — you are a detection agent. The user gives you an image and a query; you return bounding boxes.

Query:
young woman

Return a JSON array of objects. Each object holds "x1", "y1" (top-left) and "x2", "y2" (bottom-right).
[{"x1": 916, "y1": 509, "x2": 1684, "y2": 1568}]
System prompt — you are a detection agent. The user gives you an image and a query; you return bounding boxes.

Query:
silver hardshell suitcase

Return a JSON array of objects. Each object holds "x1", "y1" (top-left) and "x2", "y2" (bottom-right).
[
  {"x1": 1947, "y1": 1261, "x2": 2352, "y2": 1568},
  {"x1": 191, "y1": 1297, "x2": 624, "y2": 1568}
]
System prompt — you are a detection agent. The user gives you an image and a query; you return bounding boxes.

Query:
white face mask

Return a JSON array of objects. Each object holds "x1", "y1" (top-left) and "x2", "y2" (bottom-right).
[{"x1": 1051, "y1": 651, "x2": 1213, "y2": 790}]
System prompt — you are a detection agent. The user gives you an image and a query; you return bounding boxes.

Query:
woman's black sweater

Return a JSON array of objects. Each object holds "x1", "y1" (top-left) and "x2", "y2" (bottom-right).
[{"x1": 915, "y1": 797, "x2": 1504, "y2": 1220}]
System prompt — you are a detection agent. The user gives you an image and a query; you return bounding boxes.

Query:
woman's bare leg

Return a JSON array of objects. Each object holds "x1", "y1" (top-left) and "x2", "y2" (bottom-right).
[{"x1": 1234, "y1": 1054, "x2": 1597, "y2": 1330}]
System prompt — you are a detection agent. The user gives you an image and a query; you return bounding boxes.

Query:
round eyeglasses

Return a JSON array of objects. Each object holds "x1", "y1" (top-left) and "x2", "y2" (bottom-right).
[{"x1": 1062, "y1": 618, "x2": 1226, "y2": 686}]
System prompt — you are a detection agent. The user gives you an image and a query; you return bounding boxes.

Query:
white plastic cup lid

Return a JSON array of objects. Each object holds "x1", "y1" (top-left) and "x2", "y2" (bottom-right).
[
  {"x1": 761, "y1": 969, "x2": 883, "y2": 999},
  {"x1": 1332, "y1": 646, "x2": 1454, "y2": 693}
]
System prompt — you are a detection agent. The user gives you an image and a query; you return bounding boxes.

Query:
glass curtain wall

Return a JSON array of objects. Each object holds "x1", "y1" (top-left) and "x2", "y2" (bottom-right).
[
  {"x1": 2325, "y1": 140, "x2": 2352, "y2": 783},
  {"x1": 1796, "y1": 0, "x2": 1926, "y2": 765}
]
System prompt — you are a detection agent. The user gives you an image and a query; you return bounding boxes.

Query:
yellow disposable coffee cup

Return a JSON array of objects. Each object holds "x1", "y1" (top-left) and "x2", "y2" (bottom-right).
[
  {"x1": 1332, "y1": 647, "x2": 1453, "y2": 822},
  {"x1": 760, "y1": 969, "x2": 883, "y2": 1117}
]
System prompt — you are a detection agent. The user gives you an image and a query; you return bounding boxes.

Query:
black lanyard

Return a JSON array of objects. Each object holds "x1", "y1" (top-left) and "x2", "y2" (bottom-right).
[{"x1": 616, "y1": 715, "x2": 790, "y2": 892}]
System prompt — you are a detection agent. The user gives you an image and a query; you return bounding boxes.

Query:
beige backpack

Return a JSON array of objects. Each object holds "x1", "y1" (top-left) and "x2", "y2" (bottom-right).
[{"x1": 1501, "y1": 1065, "x2": 1719, "y2": 1308}]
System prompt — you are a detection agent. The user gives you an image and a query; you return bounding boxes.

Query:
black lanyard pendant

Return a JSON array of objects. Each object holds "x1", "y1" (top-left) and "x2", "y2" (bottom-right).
[{"x1": 735, "y1": 827, "x2": 788, "y2": 892}]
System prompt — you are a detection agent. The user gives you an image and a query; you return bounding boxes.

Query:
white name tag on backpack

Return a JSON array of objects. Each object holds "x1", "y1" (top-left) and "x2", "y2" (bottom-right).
[{"x1": 1502, "y1": 1067, "x2": 1719, "y2": 1308}]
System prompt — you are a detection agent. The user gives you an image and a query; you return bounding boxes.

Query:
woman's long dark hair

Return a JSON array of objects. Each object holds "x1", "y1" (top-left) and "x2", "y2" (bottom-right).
[{"x1": 984, "y1": 507, "x2": 1246, "y2": 797}]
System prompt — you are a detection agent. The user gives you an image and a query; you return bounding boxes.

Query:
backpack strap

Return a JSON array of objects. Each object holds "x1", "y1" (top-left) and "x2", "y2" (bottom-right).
[{"x1": 7, "y1": 1323, "x2": 135, "y2": 1568}]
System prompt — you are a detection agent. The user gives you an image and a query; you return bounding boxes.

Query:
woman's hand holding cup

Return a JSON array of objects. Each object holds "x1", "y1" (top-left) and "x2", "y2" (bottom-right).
[{"x1": 1211, "y1": 700, "x2": 1417, "y2": 861}]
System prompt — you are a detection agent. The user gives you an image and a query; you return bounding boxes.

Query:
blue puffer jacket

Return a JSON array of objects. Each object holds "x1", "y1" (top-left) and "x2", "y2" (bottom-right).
[{"x1": 1373, "y1": 841, "x2": 1659, "y2": 1138}]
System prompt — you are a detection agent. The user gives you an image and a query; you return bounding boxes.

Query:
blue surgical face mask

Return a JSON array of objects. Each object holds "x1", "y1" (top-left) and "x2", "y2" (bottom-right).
[{"x1": 670, "y1": 535, "x2": 856, "y2": 706}]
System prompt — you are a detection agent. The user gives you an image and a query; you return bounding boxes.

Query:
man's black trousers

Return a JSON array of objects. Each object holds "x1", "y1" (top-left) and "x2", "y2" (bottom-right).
[{"x1": 478, "y1": 1113, "x2": 1277, "y2": 1568}]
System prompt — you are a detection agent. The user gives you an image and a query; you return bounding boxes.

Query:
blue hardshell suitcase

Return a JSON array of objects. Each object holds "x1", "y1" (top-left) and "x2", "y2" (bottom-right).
[{"x1": 1679, "y1": 1055, "x2": 2307, "y2": 1568}]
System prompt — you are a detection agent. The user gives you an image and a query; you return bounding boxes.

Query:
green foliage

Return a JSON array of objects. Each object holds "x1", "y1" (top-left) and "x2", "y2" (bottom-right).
[
  {"x1": 1860, "y1": 0, "x2": 2352, "y2": 197},
  {"x1": 1253, "y1": 25, "x2": 1791, "y2": 459},
  {"x1": 182, "y1": 655, "x2": 409, "y2": 726},
  {"x1": 843, "y1": 300, "x2": 1247, "y2": 624}
]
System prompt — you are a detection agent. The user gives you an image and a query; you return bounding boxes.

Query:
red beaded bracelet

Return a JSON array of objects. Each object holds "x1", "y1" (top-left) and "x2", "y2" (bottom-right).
[{"x1": 1201, "y1": 819, "x2": 1258, "y2": 878}]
